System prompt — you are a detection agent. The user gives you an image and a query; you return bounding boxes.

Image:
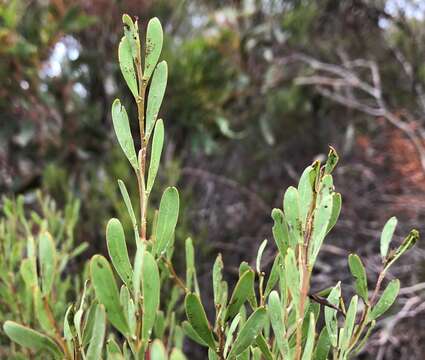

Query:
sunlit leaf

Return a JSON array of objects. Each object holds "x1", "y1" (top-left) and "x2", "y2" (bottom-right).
[
  {"x1": 147, "y1": 119, "x2": 164, "y2": 193},
  {"x1": 348, "y1": 254, "x2": 368, "y2": 303},
  {"x1": 380, "y1": 217, "x2": 397, "y2": 259},
  {"x1": 86, "y1": 304, "x2": 106, "y2": 360},
  {"x1": 146, "y1": 62, "x2": 167, "y2": 139},
  {"x1": 369, "y1": 279, "x2": 400, "y2": 321},
  {"x1": 144, "y1": 17, "x2": 163, "y2": 81}
]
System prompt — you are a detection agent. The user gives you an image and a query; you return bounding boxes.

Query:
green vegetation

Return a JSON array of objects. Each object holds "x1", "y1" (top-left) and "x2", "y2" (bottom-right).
[{"x1": 1, "y1": 15, "x2": 419, "y2": 360}]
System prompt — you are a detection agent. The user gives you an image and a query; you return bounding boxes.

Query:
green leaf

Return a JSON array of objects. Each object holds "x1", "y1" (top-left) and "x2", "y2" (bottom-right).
[
  {"x1": 3, "y1": 321, "x2": 63, "y2": 359},
  {"x1": 106, "y1": 218, "x2": 133, "y2": 288},
  {"x1": 264, "y1": 255, "x2": 282, "y2": 297},
  {"x1": 302, "y1": 312, "x2": 315, "y2": 360},
  {"x1": 285, "y1": 248, "x2": 300, "y2": 306},
  {"x1": 314, "y1": 327, "x2": 331, "y2": 360},
  {"x1": 324, "y1": 146, "x2": 339, "y2": 174},
  {"x1": 170, "y1": 348, "x2": 187, "y2": 360},
  {"x1": 225, "y1": 269, "x2": 255, "y2": 320},
  {"x1": 38, "y1": 232, "x2": 57, "y2": 295},
  {"x1": 227, "y1": 307, "x2": 267, "y2": 358},
  {"x1": 154, "y1": 187, "x2": 180, "y2": 255},
  {"x1": 146, "y1": 62, "x2": 168, "y2": 139},
  {"x1": 271, "y1": 208, "x2": 289, "y2": 256},
  {"x1": 118, "y1": 36, "x2": 138, "y2": 98},
  {"x1": 224, "y1": 314, "x2": 241, "y2": 357},
  {"x1": 90, "y1": 255, "x2": 129, "y2": 336},
  {"x1": 142, "y1": 251, "x2": 160, "y2": 341},
  {"x1": 348, "y1": 254, "x2": 368, "y2": 303},
  {"x1": 268, "y1": 290, "x2": 288, "y2": 357},
  {"x1": 20, "y1": 258, "x2": 37, "y2": 289},
  {"x1": 144, "y1": 17, "x2": 163, "y2": 81},
  {"x1": 185, "y1": 237, "x2": 197, "y2": 292},
  {"x1": 86, "y1": 305, "x2": 106, "y2": 360},
  {"x1": 111, "y1": 99, "x2": 138, "y2": 170},
  {"x1": 326, "y1": 192, "x2": 341, "y2": 235},
  {"x1": 298, "y1": 165, "x2": 314, "y2": 226},
  {"x1": 255, "y1": 334, "x2": 274, "y2": 360},
  {"x1": 122, "y1": 14, "x2": 139, "y2": 60},
  {"x1": 150, "y1": 339, "x2": 167, "y2": 360},
  {"x1": 184, "y1": 293, "x2": 216, "y2": 349},
  {"x1": 182, "y1": 321, "x2": 208, "y2": 347},
  {"x1": 147, "y1": 119, "x2": 164, "y2": 193},
  {"x1": 118, "y1": 179, "x2": 138, "y2": 237},
  {"x1": 380, "y1": 217, "x2": 397, "y2": 259},
  {"x1": 107, "y1": 337, "x2": 123, "y2": 359},
  {"x1": 213, "y1": 254, "x2": 224, "y2": 306},
  {"x1": 369, "y1": 279, "x2": 400, "y2": 321},
  {"x1": 33, "y1": 286, "x2": 52, "y2": 333},
  {"x1": 340, "y1": 296, "x2": 358, "y2": 352},
  {"x1": 283, "y1": 186, "x2": 302, "y2": 246},
  {"x1": 324, "y1": 282, "x2": 341, "y2": 347},
  {"x1": 384, "y1": 229, "x2": 419, "y2": 271}
]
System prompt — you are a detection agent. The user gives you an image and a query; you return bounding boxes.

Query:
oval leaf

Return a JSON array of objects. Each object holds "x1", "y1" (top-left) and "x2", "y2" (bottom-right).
[
  {"x1": 118, "y1": 36, "x2": 138, "y2": 98},
  {"x1": 369, "y1": 279, "x2": 400, "y2": 321},
  {"x1": 147, "y1": 119, "x2": 164, "y2": 193},
  {"x1": 144, "y1": 17, "x2": 163, "y2": 81},
  {"x1": 225, "y1": 269, "x2": 255, "y2": 320},
  {"x1": 348, "y1": 254, "x2": 368, "y2": 303},
  {"x1": 380, "y1": 217, "x2": 397, "y2": 259},
  {"x1": 142, "y1": 251, "x2": 160, "y2": 341}
]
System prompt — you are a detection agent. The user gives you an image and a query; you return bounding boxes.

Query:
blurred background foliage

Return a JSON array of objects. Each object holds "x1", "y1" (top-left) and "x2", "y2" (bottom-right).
[{"x1": 2, "y1": 0, "x2": 425, "y2": 358}]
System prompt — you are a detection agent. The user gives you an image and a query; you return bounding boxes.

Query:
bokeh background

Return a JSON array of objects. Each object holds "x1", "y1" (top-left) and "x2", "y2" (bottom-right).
[{"x1": 2, "y1": 0, "x2": 425, "y2": 358}]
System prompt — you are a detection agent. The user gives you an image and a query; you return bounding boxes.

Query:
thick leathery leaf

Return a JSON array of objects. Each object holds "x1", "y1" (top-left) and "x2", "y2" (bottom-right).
[
  {"x1": 182, "y1": 321, "x2": 208, "y2": 346},
  {"x1": 326, "y1": 192, "x2": 341, "y2": 234},
  {"x1": 185, "y1": 237, "x2": 197, "y2": 292},
  {"x1": 118, "y1": 36, "x2": 138, "y2": 98},
  {"x1": 283, "y1": 186, "x2": 302, "y2": 246},
  {"x1": 38, "y1": 232, "x2": 57, "y2": 295},
  {"x1": 225, "y1": 269, "x2": 255, "y2": 320},
  {"x1": 224, "y1": 314, "x2": 241, "y2": 357},
  {"x1": 142, "y1": 251, "x2": 160, "y2": 341},
  {"x1": 324, "y1": 146, "x2": 339, "y2": 174},
  {"x1": 147, "y1": 119, "x2": 164, "y2": 193},
  {"x1": 348, "y1": 254, "x2": 368, "y2": 303},
  {"x1": 3, "y1": 321, "x2": 62, "y2": 358},
  {"x1": 380, "y1": 217, "x2": 397, "y2": 259},
  {"x1": 146, "y1": 62, "x2": 167, "y2": 139},
  {"x1": 302, "y1": 312, "x2": 315, "y2": 360},
  {"x1": 268, "y1": 290, "x2": 288, "y2": 357},
  {"x1": 170, "y1": 348, "x2": 187, "y2": 360},
  {"x1": 256, "y1": 239, "x2": 267, "y2": 273},
  {"x1": 340, "y1": 296, "x2": 358, "y2": 352},
  {"x1": 227, "y1": 307, "x2": 267, "y2": 358},
  {"x1": 271, "y1": 208, "x2": 289, "y2": 256},
  {"x1": 255, "y1": 334, "x2": 273, "y2": 360},
  {"x1": 20, "y1": 257, "x2": 37, "y2": 289},
  {"x1": 117, "y1": 179, "x2": 138, "y2": 235},
  {"x1": 285, "y1": 248, "x2": 300, "y2": 306},
  {"x1": 90, "y1": 255, "x2": 129, "y2": 336},
  {"x1": 144, "y1": 18, "x2": 163, "y2": 81},
  {"x1": 111, "y1": 99, "x2": 138, "y2": 170},
  {"x1": 325, "y1": 282, "x2": 341, "y2": 347},
  {"x1": 106, "y1": 218, "x2": 133, "y2": 288},
  {"x1": 314, "y1": 327, "x2": 331, "y2": 360},
  {"x1": 298, "y1": 165, "x2": 314, "y2": 226},
  {"x1": 86, "y1": 304, "x2": 106, "y2": 360},
  {"x1": 184, "y1": 293, "x2": 216, "y2": 349},
  {"x1": 154, "y1": 187, "x2": 179, "y2": 255},
  {"x1": 369, "y1": 279, "x2": 400, "y2": 321},
  {"x1": 264, "y1": 255, "x2": 281, "y2": 297}
]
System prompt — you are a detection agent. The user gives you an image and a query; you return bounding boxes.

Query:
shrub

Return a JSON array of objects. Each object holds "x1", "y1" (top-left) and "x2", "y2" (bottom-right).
[{"x1": 2, "y1": 14, "x2": 419, "y2": 360}]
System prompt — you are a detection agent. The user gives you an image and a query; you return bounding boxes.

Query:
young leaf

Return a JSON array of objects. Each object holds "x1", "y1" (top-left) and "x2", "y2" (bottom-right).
[
  {"x1": 348, "y1": 254, "x2": 368, "y2": 303},
  {"x1": 90, "y1": 255, "x2": 129, "y2": 336},
  {"x1": 264, "y1": 255, "x2": 282, "y2": 297},
  {"x1": 154, "y1": 187, "x2": 180, "y2": 255},
  {"x1": 369, "y1": 279, "x2": 400, "y2": 321},
  {"x1": 380, "y1": 217, "x2": 397, "y2": 259},
  {"x1": 147, "y1": 119, "x2": 164, "y2": 193},
  {"x1": 301, "y1": 312, "x2": 316, "y2": 360},
  {"x1": 298, "y1": 165, "x2": 314, "y2": 226},
  {"x1": 150, "y1": 339, "x2": 167, "y2": 360},
  {"x1": 146, "y1": 62, "x2": 168, "y2": 139},
  {"x1": 118, "y1": 36, "x2": 138, "y2": 98},
  {"x1": 227, "y1": 307, "x2": 267, "y2": 358},
  {"x1": 106, "y1": 218, "x2": 133, "y2": 288},
  {"x1": 111, "y1": 99, "x2": 138, "y2": 170},
  {"x1": 3, "y1": 321, "x2": 63, "y2": 359},
  {"x1": 144, "y1": 17, "x2": 163, "y2": 81},
  {"x1": 268, "y1": 290, "x2": 288, "y2": 357},
  {"x1": 184, "y1": 293, "x2": 216, "y2": 349},
  {"x1": 324, "y1": 146, "x2": 339, "y2": 174},
  {"x1": 86, "y1": 305, "x2": 106, "y2": 360},
  {"x1": 256, "y1": 239, "x2": 267, "y2": 273},
  {"x1": 271, "y1": 208, "x2": 289, "y2": 256},
  {"x1": 224, "y1": 314, "x2": 241, "y2": 357},
  {"x1": 38, "y1": 232, "x2": 57, "y2": 295},
  {"x1": 213, "y1": 254, "x2": 224, "y2": 306},
  {"x1": 141, "y1": 251, "x2": 160, "y2": 341},
  {"x1": 225, "y1": 269, "x2": 255, "y2": 320},
  {"x1": 326, "y1": 192, "x2": 341, "y2": 234},
  {"x1": 384, "y1": 229, "x2": 419, "y2": 271},
  {"x1": 107, "y1": 337, "x2": 123, "y2": 358},
  {"x1": 324, "y1": 282, "x2": 341, "y2": 347},
  {"x1": 185, "y1": 237, "x2": 197, "y2": 292}
]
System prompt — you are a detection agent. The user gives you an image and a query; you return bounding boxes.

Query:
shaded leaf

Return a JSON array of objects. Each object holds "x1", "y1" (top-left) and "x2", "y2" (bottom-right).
[
  {"x1": 348, "y1": 254, "x2": 368, "y2": 303},
  {"x1": 86, "y1": 305, "x2": 106, "y2": 360}
]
